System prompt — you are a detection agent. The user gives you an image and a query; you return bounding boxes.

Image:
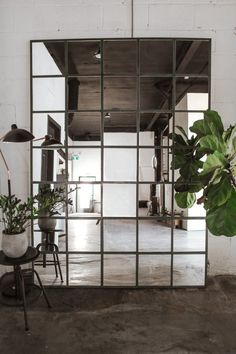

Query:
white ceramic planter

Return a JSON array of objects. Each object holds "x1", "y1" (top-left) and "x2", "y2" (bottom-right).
[{"x1": 2, "y1": 230, "x2": 28, "y2": 258}]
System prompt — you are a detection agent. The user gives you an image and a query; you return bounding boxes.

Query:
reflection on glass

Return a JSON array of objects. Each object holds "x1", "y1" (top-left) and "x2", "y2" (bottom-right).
[
  {"x1": 68, "y1": 220, "x2": 100, "y2": 252},
  {"x1": 68, "y1": 184, "x2": 101, "y2": 217},
  {"x1": 33, "y1": 113, "x2": 65, "y2": 146},
  {"x1": 33, "y1": 78, "x2": 65, "y2": 111},
  {"x1": 139, "y1": 113, "x2": 173, "y2": 146},
  {"x1": 104, "y1": 219, "x2": 136, "y2": 251},
  {"x1": 139, "y1": 183, "x2": 172, "y2": 217},
  {"x1": 140, "y1": 77, "x2": 172, "y2": 110},
  {"x1": 103, "y1": 184, "x2": 136, "y2": 217},
  {"x1": 34, "y1": 254, "x2": 66, "y2": 286},
  {"x1": 139, "y1": 255, "x2": 171, "y2": 286},
  {"x1": 175, "y1": 77, "x2": 208, "y2": 110},
  {"x1": 140, "y1": 40, "x2": 173, "y2": 75},
  {"x1": 33, "y1": 148, "x2": 66, "y2": 182},
  {"x1": 69, "y1": 255, "x2": 100, "y2": 285},
  {"x1": 173, "y1": 255, "x2": 205, "y2": 286},
  {"x1": 68, "y1": 41, "x2": 101, "y2": 75},
  {"x1": 68, "y1": 112, "x2": 101, "y2": 144},
  {"x1": 68, "y1": 148, "x2": 101, "y2": 182},
  {"x1": 176, "y1": 40, "x2": 209, "y2": 75},
  {"x1": 173, "y1": 220, "x2": 206, "y2": 252},
  {"x1": 139, "y1": 149, "x2": 172, "y2": 183},
  {"x1": 104, "y1": 255, "x2": 136, "y2": 286},
  {"x1": 104, "y1": 148, "x2": 136, "y2": 181},
  {"x1": 104, "y1": 40, "x2": 137, "y2": 75},
  {"x1": 174, "y1": 112, "x2": 204, "y2": 139},
  {"x1": 104, "y1": 112, "x2": 137, "y2": 146},
  {"x1": 104, "y1": 77, "x2": 137, "y2": 110},
  {"x1": 139, "y1": 220, "x2": 171, "y2": 251},
  {"x1": 68, "y1": 77, "x2": 100, "y2": 110},
  {"x1": 32, "y1": 41, "x2": 65, "y2": 76},
  {"x1": 33, "y1": 219, "x2": 66, "y2": 252}
]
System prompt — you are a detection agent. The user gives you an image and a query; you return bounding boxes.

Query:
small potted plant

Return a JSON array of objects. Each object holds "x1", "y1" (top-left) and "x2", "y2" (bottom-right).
[
  {"x1": 35, "y1": 185, "x2": 72, "y2": 232},
  {"x1": 0, "y1": 194, "x2": 37, "y2": 258}
]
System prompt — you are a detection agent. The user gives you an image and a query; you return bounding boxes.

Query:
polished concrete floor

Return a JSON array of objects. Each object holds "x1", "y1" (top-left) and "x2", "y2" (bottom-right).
[
  {"x1": 0, "y1": 275, "x2": 235, "y2": 353},
  {"x1": 34, "y1": 218, "x2": 206, "y2": 287}
]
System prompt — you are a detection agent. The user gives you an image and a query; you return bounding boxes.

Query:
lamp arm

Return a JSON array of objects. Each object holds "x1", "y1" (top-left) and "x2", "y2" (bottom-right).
[{"x1": 0, "y1": 148, "x2": 11, "y2": 197}]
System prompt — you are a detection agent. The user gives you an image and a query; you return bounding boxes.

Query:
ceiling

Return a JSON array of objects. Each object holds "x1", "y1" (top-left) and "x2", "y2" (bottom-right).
[{"x1": 45, "y1": 40, "x2": 209, "y2": 142}]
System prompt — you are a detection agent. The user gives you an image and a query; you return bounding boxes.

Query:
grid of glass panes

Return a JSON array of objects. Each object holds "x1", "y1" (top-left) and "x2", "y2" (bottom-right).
[{"x1": 31, "y1": 38, "x2": 210, "y2": 287}]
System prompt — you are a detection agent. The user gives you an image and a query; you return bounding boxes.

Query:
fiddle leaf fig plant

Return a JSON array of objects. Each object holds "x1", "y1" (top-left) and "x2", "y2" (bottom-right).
[{"x1": 170, "y1": 110, "x2": 236, "y2": 236}]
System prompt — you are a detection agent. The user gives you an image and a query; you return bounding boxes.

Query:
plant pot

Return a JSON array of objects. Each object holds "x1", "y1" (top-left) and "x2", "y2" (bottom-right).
[
  {"x1": 38, "y1": 211, "x2": 57, "y2": 232},
  {"x1": 2, "y1": 230, "x2": 28, "y2": 258}
]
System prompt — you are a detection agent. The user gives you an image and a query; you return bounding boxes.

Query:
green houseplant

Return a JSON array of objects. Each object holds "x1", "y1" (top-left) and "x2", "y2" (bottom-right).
[
  {"x1": 0, "y1": 194, "x2": 37, "y2": 257},
  {"x1": 35, "y1": 185, "x2": 72, "y2": 232},
  {"x1": 170, "y1": 110, "x2": 236, "y2": 236}
]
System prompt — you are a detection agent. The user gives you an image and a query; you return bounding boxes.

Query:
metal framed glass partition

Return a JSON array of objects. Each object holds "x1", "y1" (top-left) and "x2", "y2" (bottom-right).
[{"x1": 30, "y1": 38, "x2": 211, "y2": 288}]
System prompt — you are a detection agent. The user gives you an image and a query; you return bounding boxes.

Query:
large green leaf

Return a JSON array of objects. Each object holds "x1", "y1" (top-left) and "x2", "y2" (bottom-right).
[
  {"x1": 175, "y1": 192, "x2": 196, "y2": 208},
  {"x1": 201, "y1": 151, "x2": 228, "y2": 175},
  {"x1": 176, "y1": 126, "x2": 189, "y2": 140},
  {"x1": 206, "y1": 175, "x2": 233, "y2": 208},
  {"x1": 206, "y1": 189, "x2": 236, "y2": 236},
  {"x1": 204, "y1": 110, "x2": 224, "y2": 136},
  {"x1": 199, "y1": 135, "x2": 226, "y2": 154},
  {"x1": 190, "y1": 119, "x2": 211, "y2": 137},
  {"x1": 226, "y1": 125, "x2": 236, "y2": 158}
]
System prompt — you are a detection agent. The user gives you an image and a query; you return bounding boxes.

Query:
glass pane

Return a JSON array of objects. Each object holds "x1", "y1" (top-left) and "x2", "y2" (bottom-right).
[
  {"x1": 68, "y1": 184, "x2": 101, "y2": 217},
  {"x1": 139, "y1": 220, "x2": 171, "y2": 251},
  {"x1": 139, "y1": 148, "x2": 172, "y2": 183},
  {"x1": 104, "y1": 255, "x2": 136, "y2": 286},
  {"x1": 139, "y1": 255, "x2": 171, "y2": 286},
  {"x1": 174, "y1": 220, "x2": 206, "y2": 252},
  {"x1": 33, "y1": 78, "x2": 65, "y2": 111},
  {"x1": 104, "y1": 112, "x2": 137, "y2": 146},
  {"x1": 140, "y1": 77, "x2": 172, "y2": 110},
  {"x1": 104, "y1": 77, "x2": 137, "y2": 110},
  {"x1": 176, "y1": 40, "x2": 209, "y2": 75},
  {"x1": 32, "y1": 113, "x2": 65, "y2": 146},
  {"x1": 68, "y1": 219, "x2": 100, "y2": 252},
  {"x1": 68, "y1": 148, "x2": 101, "y2": 182},
  {"x1": 68, "y1": 40, "x2": 101, "y2": 75},
  {"x1": 174, "y1": 112, "x2": 204, "y2": 139},
  {"x1": 68, "y1": 112, "x2": 101, "y2": 145},
  {"x1": 139, "y1": 183, "x2": 172, "y2": 217},
  {"x1": 32, "y1": 41, "x2": 65, "y2": 76},
  {"x1": 104, "y1": 219, "x2": 136, "y2": 251},
  {"x1": 104, "y1": 40, "x2": 137, "y2": 75},
  {"x1": 173, "y1": 254, "x2": 205, "y2": 286},
  {"x1": 173, "y1": 187, "x2": 206, "y2": 218},
  {"x1": 33, "y1": 183, "x2": 67, "y2": 220},
  {"x1": 33, "y1": 148, "x2": 66, "y2": 182},
  {"x1": 34, "y1": 254, "x2": 66, "y2": 286},
  {"x1": 175, "y1": 77, "x2": 208, "y2": 110},
  {"x1": 140, "y1": 40, "x2": 173, "y2": 75},
  {"x1": 68, "y1": 77, "x2": 100, "y2": 110},
  {"x1": 103, "y1": 184, "x2": 136, "y2": 217},
  {"x1": 69, "y1": 255, "x2": 100, "y2": 286},
  {"x1": 33, "y1": 219, "x2": 66, "y2": 252},
  {"x1": 139, "y1": 113, "x2": 173, "y2": 146},
  {"x1": 104, "y1": 148, "x2": 136, "y2": 181}
]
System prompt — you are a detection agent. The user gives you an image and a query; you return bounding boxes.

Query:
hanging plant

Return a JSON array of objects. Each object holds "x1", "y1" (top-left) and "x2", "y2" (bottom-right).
[{"x1": 170, "y1": 110, "x2": 236, "y2": 236}]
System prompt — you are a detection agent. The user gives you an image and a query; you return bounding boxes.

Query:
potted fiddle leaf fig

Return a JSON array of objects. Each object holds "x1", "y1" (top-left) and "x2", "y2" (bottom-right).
[
  {"x1": 35, "y1": 185, "x2": 72, "y2": 232},
  {"x1": 170, "y1": 110, "x2": 236, "y2": 236},
  {"x1": 0, "y1": 194, "x2": 37, "y2": 258}
]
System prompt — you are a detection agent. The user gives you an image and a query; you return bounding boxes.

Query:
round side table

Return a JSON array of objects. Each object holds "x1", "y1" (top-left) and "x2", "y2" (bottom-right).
[{"x1": 0, "y1": 247, "x2": 51, "y2": 331}]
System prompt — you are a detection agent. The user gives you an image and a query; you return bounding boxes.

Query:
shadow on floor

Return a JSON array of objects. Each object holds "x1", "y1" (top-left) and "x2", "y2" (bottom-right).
[{"x1": 0, "y1": 275, "x2": 236, "y2": 354}]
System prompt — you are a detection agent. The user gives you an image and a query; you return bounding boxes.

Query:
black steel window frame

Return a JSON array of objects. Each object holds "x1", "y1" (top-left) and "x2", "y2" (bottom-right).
[{"x1": 30, "y1": 37, "x2": 211, "y2": 288}]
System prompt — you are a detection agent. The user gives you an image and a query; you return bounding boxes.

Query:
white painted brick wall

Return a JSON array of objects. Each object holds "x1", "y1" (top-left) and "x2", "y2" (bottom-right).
[{"x1": 0, "y1": 0, "x2": 236, "y2": 275}]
